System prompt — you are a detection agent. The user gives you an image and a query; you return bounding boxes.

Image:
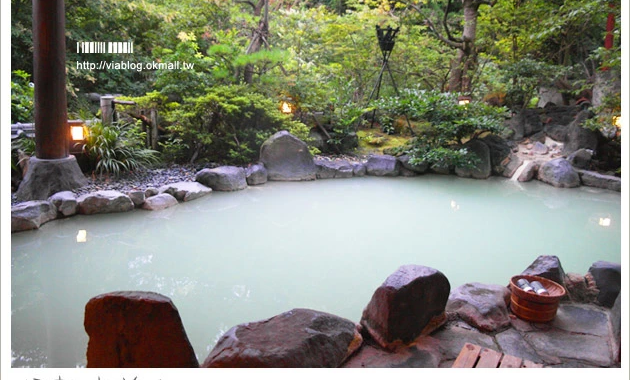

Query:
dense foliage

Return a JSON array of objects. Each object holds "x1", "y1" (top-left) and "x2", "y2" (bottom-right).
[{"x1": 10, "y1": 0, "x2": 621, "y2": 170}]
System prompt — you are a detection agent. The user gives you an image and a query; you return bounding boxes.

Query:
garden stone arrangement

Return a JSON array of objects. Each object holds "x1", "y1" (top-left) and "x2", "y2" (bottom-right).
[
  {"x1": 10, "y1": 130, "x2": 621, "y2": 234},
  {"x1": 82, "y1": 255, "x2": 621, "y2": 368}
]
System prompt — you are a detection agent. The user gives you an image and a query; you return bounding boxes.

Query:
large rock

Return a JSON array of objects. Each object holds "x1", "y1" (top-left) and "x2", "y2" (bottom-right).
[
  {"x1": 142, "y1": 193, "x2": 179, "y2": 211},
  {"x1": 11, "y1": 200, "x2": 58, "y2": 233},
  {"x1": 455, "y1": 140, "x2": 492, "y2": 179},
  {"x1": 48, "y1": 191, "x2": 78, "y2": 217},
  {"x1": 314, "y1": 158, "x2": 354, "y2": 179},
  {"x1": 259, "y1": 130, "x2": 317, "y2": 181},
  {"x1": 561, "y1": 111, "x2": 599, "y2": 155},
  {"x1": 611, "y1": 292, "x2": 621, "y2": 363},
  {"x1": 196, "y1": 166, "x2": 247, "y2": 191},
  {"x1": 537, "y1": 158, "x2": 580, "y2": 188},
  {"x1": 504, "y1": 109, "x2": 543, "y2": 140},
  {"x1": 521, "y1": 255, "x2": 567, "y2": 288},
  {"x1": 365, "y1": 155, "x2": 400, "y2": 177},
  {"x1": 352, "y1": 162, "x2": 366, "y2": 177},
  {"x1": 360, "y1": 265, "x2": 450, "y2": 350},
  {"x1": 577, "y1": 170, "x2": 621, "y2": 192},
  {"x1": 245, "y1": 163, "x2": 268, "y2": 186},
  {"x1": 588, "y1": 261, "x2": 621, "y2": 308},
  {"x1": 159, "y1": 181, "x2": 212, "y2": 202},
  {"x1": 84, "y1": 291, "x2": 198, "y2": 368},
  {"x1": 397, "y1": 154, "x2": 428, "y2": 174},
  {"x1": 516, "y1": 160, "x2": 538, "y2": 182},
  {"x1": 77, "y1": 190, "x2": 134, "y2": 215},
  {"x1": 202, "y1": 308, "x2": 362, "y2": 368},
  {"x1": 480, "y1": 134, "x2": 512, "y2": 175},
  {"x1": 446, "y1": 283, "x2": 512, "y2": 332}
]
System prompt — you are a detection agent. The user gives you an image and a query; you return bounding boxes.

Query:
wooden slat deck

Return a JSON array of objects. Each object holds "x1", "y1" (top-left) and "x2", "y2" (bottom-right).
[{"x1": 452, "y1": 343, "x2": 543, "y2": 368}]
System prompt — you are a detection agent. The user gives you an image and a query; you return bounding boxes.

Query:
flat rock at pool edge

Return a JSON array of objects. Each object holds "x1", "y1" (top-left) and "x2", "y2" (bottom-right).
[
  {"x1": 11, "y1": 200, "x2": 57, "y2": 232},
  {"x1": 77, "y1": 190, "x2": 135, "y2": 215},
  {"x1": 159, "y1": 181, "x2": 212, "y2": 202},
  {"x1": 314, "y1": 158, "x2": 354, "y2": 179},
  {"x1": 588, "y1": 261, "x2": 621, "y2": 308},
  {"x1": 446, "y1": 282, "x2": 512, "y2": 332},
  {"x1": 196, "y1": 166, "x2": 247, "y2": 191},
  {"x1": 202, "y1": 308, "x2": 362, "y2": 368},
  {"x1": 365, "y1": 154, "x2": 400, "y2": 176},
  {"x1": 84, "y1": 291, "x2": 198, "y2": 368},
  {"x1": 142, "y1": 193, "x2": 179, "y2": 211},
  {"x1": 259, "y1": 130, "x2": 317, "y2": 181},
  {"x1": 360, "y1": 265, "x2": 450, "y2": 350}
]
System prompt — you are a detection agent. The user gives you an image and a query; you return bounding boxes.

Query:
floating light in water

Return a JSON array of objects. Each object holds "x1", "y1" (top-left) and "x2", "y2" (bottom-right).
[
  {"x1": 599, "y1": 217, "x2": 611, "y2": 227},
  {"x1": 450, "y1": 200, "x2": 460, "y2": 211},
  {"x1": 76, "y1": 229, "x2": 87, "y2": 243}
]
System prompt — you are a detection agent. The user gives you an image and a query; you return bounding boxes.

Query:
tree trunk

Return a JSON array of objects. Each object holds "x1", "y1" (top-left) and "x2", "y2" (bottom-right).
[
  {"x1": 448, "y1": 0, "x2": 481, "y2": 93},
  {"x1": 243, "y1": 0, "x2": 269, "y2": 84}
]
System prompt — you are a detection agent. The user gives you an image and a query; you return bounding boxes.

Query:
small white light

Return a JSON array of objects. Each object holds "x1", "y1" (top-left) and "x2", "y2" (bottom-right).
[
  {"x1": 612, "y1": 116, "x2": 621, "y2": 129},
  {"x1": 280, "y1": 101, "x2": 293, "y2": 114},
  {"x1": 71, "y1": 125, "x2": 85, "y2": 141},
  {"x1": 599, "y1": 217, "x2": 611, "y2": 227},
  {"x1": 76, "y1": 229, "x2": 87, "y2": 243}
]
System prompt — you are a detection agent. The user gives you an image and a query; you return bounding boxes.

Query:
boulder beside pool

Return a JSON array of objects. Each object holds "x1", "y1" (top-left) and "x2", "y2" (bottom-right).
[
  {"x1": 259, "y1": 130, "x2": 317, "y2": 181},
  {"x1": 202, "y1": 308, "x2": 362, "y2": 367},
  {"x1": 360, "y1": 265, "x2": 450, "y2": 351},
  {"x1": 196, "y1": 166, "x2": 247, "y2": 191},
  {"x1": 77, "y1": 190, "x2": 135, "y2": 215},
  {"x1": 84, "y1": 291, "x2": 199, "y2": 368}
]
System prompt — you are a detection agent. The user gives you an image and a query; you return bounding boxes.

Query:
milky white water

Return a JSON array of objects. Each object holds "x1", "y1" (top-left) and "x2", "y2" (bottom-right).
[{"x1": 11, "y1": 175, "x2": 621, "y2": 367}]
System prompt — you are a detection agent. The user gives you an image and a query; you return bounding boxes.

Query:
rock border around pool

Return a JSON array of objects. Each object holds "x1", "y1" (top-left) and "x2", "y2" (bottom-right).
[
  {"x1": 83, "y1": 255, "x2": 621, "y2": 368},
  {"x1": 11, "y1": 131, "x2": 620, "y2": 233}
]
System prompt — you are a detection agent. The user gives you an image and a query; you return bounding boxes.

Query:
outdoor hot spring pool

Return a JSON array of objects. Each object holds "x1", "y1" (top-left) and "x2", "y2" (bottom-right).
[{"x1": 11, "y1": 175, "x2": 621, "y2": 367}]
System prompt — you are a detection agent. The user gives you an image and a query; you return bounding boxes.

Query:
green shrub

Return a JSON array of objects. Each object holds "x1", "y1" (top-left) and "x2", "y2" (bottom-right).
[
  {"x1": 373, "y1": 89, "x2": 507, "y2": 169},
  {"x1": 164, "y1": 85, "x2": 310, "y2": 165},
  {"x1": 11, "y1": 70, "x2": 34, "y2": 123},
  {"x1": 82, "y1": 120, "x2": 160, "y2": 177}
]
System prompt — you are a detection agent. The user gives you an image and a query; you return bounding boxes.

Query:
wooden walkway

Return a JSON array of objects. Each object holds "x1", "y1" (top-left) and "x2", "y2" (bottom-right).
[{"x1": 452, "y1": 343, "x2": 544, "y2": 368}]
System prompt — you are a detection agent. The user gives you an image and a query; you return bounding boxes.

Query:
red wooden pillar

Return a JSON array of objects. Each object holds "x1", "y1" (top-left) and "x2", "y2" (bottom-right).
[
  {"x1": 33, "y1": 0, "x2": 69, "y2": 159},
  {"x1": 604, "y1": 2, "x2": 615, "y2": 50}
]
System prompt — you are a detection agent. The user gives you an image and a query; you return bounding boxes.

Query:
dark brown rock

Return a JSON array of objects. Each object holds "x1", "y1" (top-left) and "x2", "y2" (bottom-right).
[
  {"x1": 446, "y1": 283, "x2": 512, "y2": 332},
  {"x1": 84, "y1": 291, "x2": 198, "y2": 368},
  {"x1": 588, "y1": 261, "x2": 621, "y2": 308},
  {"x1": 564, "y1": 272, "x2": 599, "y2": 304},
  {"x1": 202, "y1": 308, "x2": 362, "y2": 368},
  {"x1": 521, "y1": 255, "x2": 567, "y2": 289},
  {"x1": 360, "y1": 265, "x2": 450, "y2": 350}
]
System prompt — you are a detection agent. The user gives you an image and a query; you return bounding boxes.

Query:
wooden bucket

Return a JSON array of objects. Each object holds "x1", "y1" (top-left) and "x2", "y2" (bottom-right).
[{"x1": 509, "y1": 275, "x2": 566, "y2": 323}]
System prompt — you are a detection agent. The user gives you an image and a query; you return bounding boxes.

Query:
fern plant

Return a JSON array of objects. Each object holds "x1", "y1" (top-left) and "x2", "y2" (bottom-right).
[{"x1": 82, "y1": 120, "x2": 160, "y2": 177}]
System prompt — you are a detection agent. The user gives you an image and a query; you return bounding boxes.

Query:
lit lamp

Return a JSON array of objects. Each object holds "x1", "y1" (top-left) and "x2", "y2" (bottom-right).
[
  {"x1": 612, "y1": 115, "x2": 621, "y2": 129},
  {"x1": 457, "y1": 95, "x2": 472, "y2": 106},
  {"x1": 280, "y1": 100, "x2": 293, "y2": 114},
  {"x1": 71, "y1": 125, "x2": 85, "y2": 141}
]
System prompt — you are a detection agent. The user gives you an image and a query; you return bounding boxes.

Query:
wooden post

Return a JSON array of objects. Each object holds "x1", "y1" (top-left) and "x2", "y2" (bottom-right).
[
  {"x1": 33, "y1": 0, "x2": 69, "y2": 159},
  {"x1": 150, "y1": 108, "x2": 159, "y2": 150},
  {"x1": 100, "y1": 96, "x2": 115, "y2": 125}
]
